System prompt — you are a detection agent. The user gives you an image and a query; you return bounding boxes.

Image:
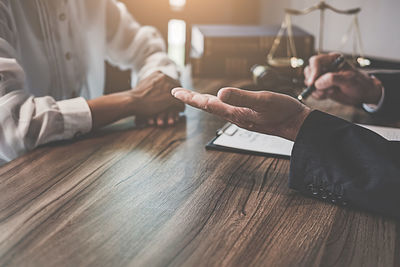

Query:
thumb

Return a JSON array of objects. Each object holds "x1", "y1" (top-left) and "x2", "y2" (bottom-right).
[{"x1": 217, "y1": 87, "x2": 270, "y2": 112}]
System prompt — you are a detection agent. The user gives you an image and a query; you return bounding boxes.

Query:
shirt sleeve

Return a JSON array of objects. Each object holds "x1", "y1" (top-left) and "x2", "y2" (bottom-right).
[
  {"x1": 362, "y1": 87, "x2": 385, "y2": 113},
  {"x1": 0, "y1": 0, "x2": 92, "y2": 164},
  {"x1": 362, "y1": 75, "x2": 385, "y2": 113},
  {"x1": 362, "y1": 72, "x2": 400, "y2": 119},
  {"x1": 104, "y1": 0, "x2": 180, "y2": 85}
]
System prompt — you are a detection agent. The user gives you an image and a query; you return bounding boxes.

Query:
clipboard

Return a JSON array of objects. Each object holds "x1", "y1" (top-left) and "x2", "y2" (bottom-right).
[
  {"x1": 206, "y1": 123, "x2": 294, "y2": 158},
  {"x1": 206, "y1": 122, "x2": 400, "y2": 158}
]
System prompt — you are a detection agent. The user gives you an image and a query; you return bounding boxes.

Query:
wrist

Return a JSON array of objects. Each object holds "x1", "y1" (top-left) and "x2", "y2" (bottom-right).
[
  {"x1": 364, "y1": 76, "x2": 383, "y2": 105},
  {"x1": 280, "y1": 107, "x2": 312, "y2": 141},
  {"x1": 123, "y1": 91, "x2": 140, "y2": 116},
  {"x1": 87, "y1": 91, "x2": 137, "y2": 130}
]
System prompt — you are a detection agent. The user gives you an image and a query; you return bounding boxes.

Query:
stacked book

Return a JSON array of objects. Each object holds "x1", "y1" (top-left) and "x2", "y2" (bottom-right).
[{"x1": 190, "y1": 24, "x2": 314, "y2": 78}]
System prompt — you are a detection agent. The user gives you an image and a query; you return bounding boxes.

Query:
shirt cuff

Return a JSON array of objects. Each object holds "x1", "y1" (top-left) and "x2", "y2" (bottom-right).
[
  {"x1": 362, "y1": 79, "x2": 385, "y2": 113},
  {"x1": 57, "y1": 97, "x2": 92, "y2": 139}
]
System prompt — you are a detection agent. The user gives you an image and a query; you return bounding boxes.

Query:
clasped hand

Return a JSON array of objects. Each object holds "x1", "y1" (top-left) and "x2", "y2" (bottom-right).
[{"x1": 130, "y1": 71, "x2": 185, "y2": 126}]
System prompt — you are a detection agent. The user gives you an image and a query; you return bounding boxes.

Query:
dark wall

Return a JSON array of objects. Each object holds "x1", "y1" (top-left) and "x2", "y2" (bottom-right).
[{"x1": 105, "y1": 0, "x2": 260, "y2": 93}]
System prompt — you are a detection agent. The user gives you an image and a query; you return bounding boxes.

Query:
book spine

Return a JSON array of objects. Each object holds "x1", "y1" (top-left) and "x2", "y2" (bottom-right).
[{"x1": 200, "y1": 34, "x2": 315, "y2": 59}]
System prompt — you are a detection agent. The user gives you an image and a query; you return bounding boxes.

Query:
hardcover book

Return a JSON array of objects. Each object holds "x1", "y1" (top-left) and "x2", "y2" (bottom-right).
[{"x1": 191, "y1": 24, "x2": 314, "y2": 78}]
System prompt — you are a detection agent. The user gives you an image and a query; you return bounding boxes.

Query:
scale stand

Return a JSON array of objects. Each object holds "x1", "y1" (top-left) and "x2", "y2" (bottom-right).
[{"x1": 267, "y1": 1, "x2": 371, "y2": 69}]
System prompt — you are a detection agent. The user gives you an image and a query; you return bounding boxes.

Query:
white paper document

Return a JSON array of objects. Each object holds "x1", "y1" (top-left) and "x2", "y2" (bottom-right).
[
  {"x1": 209, "y1": 123, "x2": 400, "y2": 157},
  {"x1": 212, "y1": 123, "x2": 294, "y2": 157},
  {"x1": 357, "y1": 124, "x2": 400, "y2": 141}
]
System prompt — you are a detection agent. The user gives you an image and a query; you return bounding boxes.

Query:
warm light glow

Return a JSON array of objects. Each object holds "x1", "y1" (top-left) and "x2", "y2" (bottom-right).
[
  {"x1": 357, "y1": 57, "x2": 371, "y2": 67},
  {"x1": 168, "y1": 19, "x2": 186, "y2": 67},
  {"x1": 169, "y1": 0, "x2": 186, "y2": 10},
  {"x1": 290, "y1": 57, "x2": 304, "y2": 68},
  {"x1": 252, "y1": 65, "x2": 267, "y2": 78}
]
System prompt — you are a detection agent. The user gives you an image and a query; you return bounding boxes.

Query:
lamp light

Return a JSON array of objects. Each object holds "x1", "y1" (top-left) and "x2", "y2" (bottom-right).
[{"x1": 169, "y1": 0, "x2": 186, "y2": 11}]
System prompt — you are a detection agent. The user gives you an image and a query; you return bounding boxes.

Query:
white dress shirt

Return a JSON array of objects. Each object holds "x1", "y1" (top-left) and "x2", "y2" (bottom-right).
[{"x1": 0, "y1": 0, "x2": 178, "y2": 165}]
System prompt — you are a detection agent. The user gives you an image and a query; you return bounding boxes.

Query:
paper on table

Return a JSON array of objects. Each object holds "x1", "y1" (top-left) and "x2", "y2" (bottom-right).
[
  {"x1": 211, "y1": 123, "x2": 400, "y2": 157},
  {"x1": 212, "y1": 124, "x2": 294, "y2": 157},
  {"x1": 358, "y1": 124, "x2": 400, "y2": 141}
]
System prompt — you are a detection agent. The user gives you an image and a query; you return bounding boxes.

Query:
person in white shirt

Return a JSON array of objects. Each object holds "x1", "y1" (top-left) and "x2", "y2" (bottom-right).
[{"x1": 0, "y1": 0, "x2": 184, "y2": 165}]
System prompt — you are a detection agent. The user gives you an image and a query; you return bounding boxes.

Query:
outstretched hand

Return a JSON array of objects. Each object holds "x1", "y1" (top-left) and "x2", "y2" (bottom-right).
[{"x1": 171, "y1": 87, "x2": 311, "y2": 141}]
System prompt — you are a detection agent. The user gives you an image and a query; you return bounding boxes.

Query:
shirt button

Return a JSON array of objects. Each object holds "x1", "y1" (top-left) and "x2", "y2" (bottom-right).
[
  {"x1": 65, "y1": 52, "x2": 71, "y2": 60},
  {"x1": 59, "y1": 13, "x2": 67, "y2": 21}
]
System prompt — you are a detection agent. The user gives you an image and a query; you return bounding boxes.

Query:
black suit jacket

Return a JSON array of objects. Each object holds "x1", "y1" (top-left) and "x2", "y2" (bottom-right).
[{"x1": 289, "y1": 73, "x2": 400, "y2": 219}]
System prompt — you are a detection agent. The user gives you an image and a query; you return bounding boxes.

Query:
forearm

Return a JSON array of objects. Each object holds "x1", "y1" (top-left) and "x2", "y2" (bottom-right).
[
  {"x1": 87, "y1": 91, "x2": 134, "y2": 130},
  {"x1": 0, "y1": 29, "x2": 92, "y2": 163}
]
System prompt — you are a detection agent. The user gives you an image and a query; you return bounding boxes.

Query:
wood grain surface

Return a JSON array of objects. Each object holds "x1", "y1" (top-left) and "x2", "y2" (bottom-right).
[{"x1": 0, "y1": 78, "x2": 399, "y2": 267}]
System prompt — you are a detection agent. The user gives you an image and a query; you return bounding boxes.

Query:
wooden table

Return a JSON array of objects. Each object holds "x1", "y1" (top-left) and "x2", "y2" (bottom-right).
[{"x1": 1, "y1": 78, "x2": 399, "y2": 267}]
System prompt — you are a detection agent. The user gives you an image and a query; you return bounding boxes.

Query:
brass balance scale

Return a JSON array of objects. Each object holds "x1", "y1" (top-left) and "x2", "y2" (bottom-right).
[{"x1": 252, "y1": 1, "x2": 371, "y2": 90}]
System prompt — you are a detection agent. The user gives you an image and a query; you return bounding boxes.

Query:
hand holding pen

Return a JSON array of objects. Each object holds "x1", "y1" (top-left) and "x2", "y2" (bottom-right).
[
  {"x1": 298, "y1": 54, "x2": 345, "y2": 102},
  {"x1": 299, "y1": 53, "x2": 383, "y2": 106}
]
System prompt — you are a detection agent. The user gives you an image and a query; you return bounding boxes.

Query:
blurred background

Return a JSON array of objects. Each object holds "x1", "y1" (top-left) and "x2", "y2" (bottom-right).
[
  {"x1": 106, "y1": 0, "x2": 400, "y2": 91},
  {"x1": 261, "y1": 0, "x2": 400, "y2": 61}
]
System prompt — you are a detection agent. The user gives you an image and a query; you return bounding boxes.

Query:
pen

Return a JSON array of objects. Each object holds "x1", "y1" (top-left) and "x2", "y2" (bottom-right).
[
  {"x1": 297, "y1": 55, "x2": 346, "y2": 102},
  {"x1": 217, "y1": 122, "x2": 232, "y2": 136}
]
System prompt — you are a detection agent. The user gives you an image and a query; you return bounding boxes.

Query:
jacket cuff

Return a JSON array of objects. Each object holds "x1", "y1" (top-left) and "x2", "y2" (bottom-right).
[
  {"x1": 362, "y1": 85, "x2": 385, "y2": 113},
  {"x1": 367, "y1": 73, "x2": 400, "y2": 119},
  {"x1": 57, "y1": 97, "x2": 92, "y2": 139},
  {"x1": 289, "y1": 110, "x2": 352, "y2": 192}
]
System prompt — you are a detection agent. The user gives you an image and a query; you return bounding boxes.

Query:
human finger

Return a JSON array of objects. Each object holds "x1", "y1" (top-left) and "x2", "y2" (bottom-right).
[
  {"x1": 328, "y1": 89, "x2": 358, "y2": 106},
  {"x1": 311, "y1": 90, "x2": 328, "y2": 100},
  {"x1": 217, "y1": 87, "x2": 272, "y2": 112},
  {"x1": 156, "y1": 113, "x2": 166, "y2": 127},
  {"x1": 167, "y1": 111, "x2": 176, "y2": 125},
  {"x1": 148, "y1": 118, "x2": 155, "y2": 126},
  {"x1": 171, "y1": 88, "x2": 249, "y2": 122},
  {"x1": 314, "y1": 71, "x2": 347, "y2": 91},
  {"x1": 304, "y1": 66, "x2": 312, "y2": 86},
  {"x1": 307, "y1": 53, "x2": 341, "y2": 85}
]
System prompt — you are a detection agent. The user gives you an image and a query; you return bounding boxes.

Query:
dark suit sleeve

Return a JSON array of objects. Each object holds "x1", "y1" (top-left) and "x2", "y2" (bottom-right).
[
  {"x1": 289, "y1": 110, "x2": 400, "y2": 219},
  {"x1": 368, "y1": 73, "x2": 400, "y2": 120}
]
